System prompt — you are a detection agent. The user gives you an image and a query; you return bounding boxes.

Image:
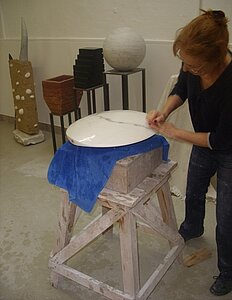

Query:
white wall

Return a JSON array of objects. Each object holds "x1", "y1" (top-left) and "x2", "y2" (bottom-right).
[{"x1": 0, "y1": 0, "x2": 232, "y2": 124}]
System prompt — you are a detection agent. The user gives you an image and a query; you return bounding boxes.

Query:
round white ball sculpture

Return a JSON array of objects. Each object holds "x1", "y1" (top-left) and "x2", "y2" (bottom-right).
[{"x1": 103, "y1": 27, "x2": 146, "y2": 72}]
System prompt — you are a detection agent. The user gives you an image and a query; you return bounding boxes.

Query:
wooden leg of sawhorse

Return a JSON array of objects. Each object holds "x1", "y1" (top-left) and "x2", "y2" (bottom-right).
[
  {"x1": 119, "y1": 211, "x2": 140, "y2": 297},
  {"x1": 157, "y1": 181, "x2": 178, "y2": 230},
  {"x1": 132, "y1": 200, "x2": 184, "y2": 299},
  {"x1": 157, "y1": 180, "x2": 184, "y2": 263},
  {"x1": 50, "y1": 191, "x2": 81, "y2": 287},
  {"x1": 102, "y1": 206, "x2": 140, "y2": 298}
]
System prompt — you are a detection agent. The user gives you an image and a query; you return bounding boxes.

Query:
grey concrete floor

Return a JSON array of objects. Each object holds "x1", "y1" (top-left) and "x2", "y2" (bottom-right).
[{"x1": 0, "y1": 119, "x2": 231, "y2": 300}]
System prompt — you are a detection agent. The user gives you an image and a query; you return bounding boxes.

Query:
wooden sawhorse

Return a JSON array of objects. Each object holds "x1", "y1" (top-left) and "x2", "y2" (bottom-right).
[{"x1": 49, "y1": 160, "x2": 184, "y2": 300}]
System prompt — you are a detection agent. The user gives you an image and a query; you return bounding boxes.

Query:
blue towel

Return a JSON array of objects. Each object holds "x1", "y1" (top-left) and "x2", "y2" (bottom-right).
[{"x1": 47, "y1": 135, "x2": 169, "y2": 212}]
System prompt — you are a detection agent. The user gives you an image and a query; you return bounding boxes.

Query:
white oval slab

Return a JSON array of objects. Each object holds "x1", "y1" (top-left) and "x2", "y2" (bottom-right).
[{"x1": 66, "y1": 110, "x2": 155, "y2": 148}]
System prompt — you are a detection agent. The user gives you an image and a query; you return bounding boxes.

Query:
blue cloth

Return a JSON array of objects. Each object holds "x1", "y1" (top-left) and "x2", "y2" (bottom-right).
[{"x1": 47, "y1": 135, "x2": 169, "y2": 212}]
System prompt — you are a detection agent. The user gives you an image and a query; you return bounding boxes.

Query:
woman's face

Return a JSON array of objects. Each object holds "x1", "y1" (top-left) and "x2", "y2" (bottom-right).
[{"x1": 177, "y1": 49, "x2": 209, "y2": 76}]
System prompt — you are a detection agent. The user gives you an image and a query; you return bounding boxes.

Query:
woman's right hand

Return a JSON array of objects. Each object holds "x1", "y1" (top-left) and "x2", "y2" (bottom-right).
[{"x1": 146, "y1": 110, "x2": 166, "y2": 127}]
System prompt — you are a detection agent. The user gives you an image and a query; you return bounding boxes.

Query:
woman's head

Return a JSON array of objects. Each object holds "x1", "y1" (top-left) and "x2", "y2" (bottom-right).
[{"x1": 173, "y1": 10, "x2": 229, "y2": 74}]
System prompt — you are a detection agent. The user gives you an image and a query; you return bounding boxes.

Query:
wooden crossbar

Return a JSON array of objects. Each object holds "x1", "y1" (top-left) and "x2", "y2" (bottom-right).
[
  {"x1": 50, "y1": 263, "x2": 134, "y2": 300},
  {"x1": 50, "y1": 207, "x2": 126, "y2": 265}
]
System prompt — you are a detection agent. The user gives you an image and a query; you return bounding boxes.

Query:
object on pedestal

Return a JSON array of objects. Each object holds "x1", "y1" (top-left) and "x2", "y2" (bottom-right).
[
  {"x1": 42, "y1": 75, "x2": 83, "y2": 115},
  {"x1": 49, "y1": 110, "x2": 169, "y2": 212},
  {"x1": 66, "y1": 110, "x2": 154, "y2": 148},
  {"x1": 73, "y1": 48, "x2": 105, "y2": 89},
  {"x1": 9, "y1": 59, "x2": 40, "y2": 135},
  {"x1": 42, "y1": 74, "x2": 83, "y2": 153},
  {"x1": 8, "y1": 18, "x2": 44, "y2": 144},
  {"x1": 103, "y1": 27, "x2": 146, "y2": 72}
]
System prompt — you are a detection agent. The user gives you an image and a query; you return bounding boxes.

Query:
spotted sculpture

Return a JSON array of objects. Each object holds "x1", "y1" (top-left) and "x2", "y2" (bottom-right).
[{"x1": 8, "y1": 18, "x2": 39, "y2": 135}]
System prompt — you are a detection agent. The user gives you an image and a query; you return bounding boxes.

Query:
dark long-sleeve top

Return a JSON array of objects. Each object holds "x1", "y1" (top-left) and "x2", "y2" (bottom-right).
[{"x1": 170, "y1": 59, "x2": 232, "y2": 153}]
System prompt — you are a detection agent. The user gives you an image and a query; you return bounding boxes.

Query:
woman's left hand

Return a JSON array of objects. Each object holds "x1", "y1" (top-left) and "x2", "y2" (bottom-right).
[{"x1": 150, "y1": 121, "x2": 177, "y2": 139}]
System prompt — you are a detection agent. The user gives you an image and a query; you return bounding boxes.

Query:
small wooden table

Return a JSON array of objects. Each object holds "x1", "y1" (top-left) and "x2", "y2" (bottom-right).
[{"x1": 49, "y1": 159, "x2": 184, "y2": 300}]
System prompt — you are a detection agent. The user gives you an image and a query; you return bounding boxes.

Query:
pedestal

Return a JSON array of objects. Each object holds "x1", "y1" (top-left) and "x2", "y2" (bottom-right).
[
  {"x1": 49, "y1": 110, "x2": 80, "y2": 153},
  {"x1": 103, "y1": 68, "x2": 146, "y2": 112},
  {"x1": 13, "y1": 129, "x2": 45, "y2": 145},
  {"x1": 74, "y1": 83, "x2": 110, "y2": 115}
]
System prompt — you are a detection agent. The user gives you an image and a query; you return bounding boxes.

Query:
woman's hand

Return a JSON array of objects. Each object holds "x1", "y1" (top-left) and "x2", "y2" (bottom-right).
[
  {"x1": 146, "y1": 110, "x2": 166, "y2": 126},
  {"x1": 148, "y1": 109, "x2": 209, "y2": 147},
  {"x1": 150, "y1": 120, "x2": 210, "y2": 147},
  {"x1": 150, "y1": 121, "x2": 178, "y2": 139}
]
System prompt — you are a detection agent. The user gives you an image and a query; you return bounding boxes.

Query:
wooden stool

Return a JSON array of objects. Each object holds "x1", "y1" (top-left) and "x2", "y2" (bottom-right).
[{"x1": 49, "y1": 159, "x2": 184, "y2": 300}]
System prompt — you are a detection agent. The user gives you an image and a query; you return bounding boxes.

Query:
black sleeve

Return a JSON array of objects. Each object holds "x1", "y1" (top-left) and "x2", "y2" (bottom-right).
[
  {"x1": 209, "y1": 92, "x2": 232, "y2": 152},
  {"x1": 169, "y1": 66, "x2": 188, "y2": 102}
]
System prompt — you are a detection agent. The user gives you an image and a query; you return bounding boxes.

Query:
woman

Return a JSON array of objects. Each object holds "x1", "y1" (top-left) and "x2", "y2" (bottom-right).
[{"x1": 147, "y1": 9, "x2": 232, "y2": 296}]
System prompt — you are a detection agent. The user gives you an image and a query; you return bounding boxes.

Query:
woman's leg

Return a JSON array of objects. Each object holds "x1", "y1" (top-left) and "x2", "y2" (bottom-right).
[
  {"x1": 216, "y1": 153, "x2": 232, "y2": 277},
  {"x1": 210, "y1": 153, "x2": 232, "y2": 296},
  {"x1": 179, "y1": 146, "x2": 217, "y2": 240}
]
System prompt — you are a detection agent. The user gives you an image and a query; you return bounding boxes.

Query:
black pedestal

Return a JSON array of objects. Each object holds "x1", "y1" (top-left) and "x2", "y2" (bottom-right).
[{"x1": 103, "y1": 68, "x2": 146, "y2": 112}]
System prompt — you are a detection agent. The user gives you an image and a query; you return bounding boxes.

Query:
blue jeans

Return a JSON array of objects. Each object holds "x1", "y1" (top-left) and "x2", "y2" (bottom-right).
[{"x1": 181, "y1": 145, "x2": 232, "y2": 278}]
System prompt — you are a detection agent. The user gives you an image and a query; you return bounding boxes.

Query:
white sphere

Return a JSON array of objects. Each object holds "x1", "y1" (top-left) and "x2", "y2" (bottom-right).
[{"x1": 103, "y1": 27, "x2": 146, "y2": 72}]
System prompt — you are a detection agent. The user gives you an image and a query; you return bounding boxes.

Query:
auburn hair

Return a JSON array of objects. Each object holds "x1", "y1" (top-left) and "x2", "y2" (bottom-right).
[{"x1": 173, "y1": 10, "x2": 229, "y2": 66}]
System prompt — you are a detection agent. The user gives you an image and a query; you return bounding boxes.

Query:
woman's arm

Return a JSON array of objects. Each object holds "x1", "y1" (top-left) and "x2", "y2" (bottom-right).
[
  {"x1": 151, "y1": 121, "x2": 209, "y2": 148},
  {"x1": 147, "y1": 94, "x2": 183, "y2": 125},
  {"x1": 159, "y1": 94, "x2": 183, "y2": 120}
]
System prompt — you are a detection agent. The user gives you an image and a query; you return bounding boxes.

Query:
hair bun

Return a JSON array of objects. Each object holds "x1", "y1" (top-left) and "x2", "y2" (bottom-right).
[
  {"x1": 201, "y1": 9, "x2": 227, "y2": 26},
  {"x1": 212, "y1": 10, "x2": 225, "y2": 19}
]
